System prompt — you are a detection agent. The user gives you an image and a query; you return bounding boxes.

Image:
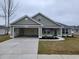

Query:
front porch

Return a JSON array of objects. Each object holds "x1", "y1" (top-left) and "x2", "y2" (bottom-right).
[
  {"x1": 42, "y1": 28, "x2": 72, "y2": 38},
  {"x1": 10, "y1": 25, "x2": 72, "y2": 39},
  {"x1": 42, "y1": 28, "x2": 62, "y2": 37}
]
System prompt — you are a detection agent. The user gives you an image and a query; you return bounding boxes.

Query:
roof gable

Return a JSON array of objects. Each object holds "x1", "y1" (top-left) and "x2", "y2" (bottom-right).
[
  {"x1": 11, "y1": 15, "x2": 41, "y2": 25},
  {"x1": 32, "y1": 13, "x2": 60, "y2": 28}
]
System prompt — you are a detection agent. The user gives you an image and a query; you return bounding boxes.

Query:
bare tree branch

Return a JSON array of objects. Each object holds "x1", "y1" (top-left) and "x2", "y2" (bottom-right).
[{"x1": 0, "y1": 0, "x2": 18, "y2": 34}]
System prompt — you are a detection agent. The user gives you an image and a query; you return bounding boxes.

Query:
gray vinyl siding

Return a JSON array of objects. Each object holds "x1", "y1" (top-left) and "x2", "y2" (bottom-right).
[
  {"x1": 12, "y1": 17, "x2": 40, "y2": 25},
  {"x1": 32, "y1": 14, "x2": 60, "y2": 28}
]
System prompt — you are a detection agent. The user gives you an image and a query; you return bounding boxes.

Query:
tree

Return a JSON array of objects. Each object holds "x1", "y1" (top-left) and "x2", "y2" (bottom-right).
[{"x1": 0, "y1": 0, "x2": 17, "y2": 34}]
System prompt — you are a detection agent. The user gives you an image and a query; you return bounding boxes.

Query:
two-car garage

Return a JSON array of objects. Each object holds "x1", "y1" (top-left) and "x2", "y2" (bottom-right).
[{"x1": 14, "y1": 28, "x2": 38, "y2": 37}]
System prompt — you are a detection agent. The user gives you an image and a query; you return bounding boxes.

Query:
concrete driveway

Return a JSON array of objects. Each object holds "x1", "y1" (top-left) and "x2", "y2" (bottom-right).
[
  {"x1": 1, "y1": 38, "x2": 79, "y2": 59},
  {"x1": 0, "y1": 37, "x2": 39, "y2": 59}
]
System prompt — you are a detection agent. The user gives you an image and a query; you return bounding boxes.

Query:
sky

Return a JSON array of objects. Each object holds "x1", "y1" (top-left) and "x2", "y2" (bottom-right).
[{"x1": 0, "y1": 0, "x2": 79, "y2": 26}]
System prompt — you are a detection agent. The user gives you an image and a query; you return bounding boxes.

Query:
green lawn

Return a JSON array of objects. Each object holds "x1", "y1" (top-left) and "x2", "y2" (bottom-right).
[
  {"x1": 0, "y1": 35, "x2": 10, "y2": 42},
  {"x1": 38, "y1": 35, "x2": 79, "y2": 54}
]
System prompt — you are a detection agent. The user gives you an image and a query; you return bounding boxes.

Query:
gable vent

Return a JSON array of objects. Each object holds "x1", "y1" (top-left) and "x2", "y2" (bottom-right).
[{"x1": 25, "y1": 18, "x2": 28, "y2": 20}]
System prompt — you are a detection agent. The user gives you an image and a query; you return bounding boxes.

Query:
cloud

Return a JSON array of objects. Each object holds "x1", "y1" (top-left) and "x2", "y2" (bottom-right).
[
  {"x1": 20, "y1": 0, "x2": 56, "y2": 8},
  {"x1": 15, "y1": 0, "x2": 79, "y2": 25},
  {"x1": 0, "y1": 0, "x2": 79, "y2": 25}
]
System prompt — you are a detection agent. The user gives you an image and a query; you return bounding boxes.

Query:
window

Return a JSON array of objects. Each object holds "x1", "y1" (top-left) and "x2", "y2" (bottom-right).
[
  {"x1": 62, "y1": 29, "x2": 68, "y2": 34},
  {"x1": 43, "y1": 28, "x2": 51, "y2": 34},
  {"x1": 62, "y1": 29, "x2": 65, "y2": 34},
  {"x1": 38, "y1": 19, "x2": 41, "y2": 21},
  {"x1": 76, "y1": 29, "x2": 78, "y2": 32},
  {"x1": 43, "y1": 30, "x2": 46, "y2": 33},
  {"x1": 66, "y1": 29, "x2": 68, "y2": 34}
]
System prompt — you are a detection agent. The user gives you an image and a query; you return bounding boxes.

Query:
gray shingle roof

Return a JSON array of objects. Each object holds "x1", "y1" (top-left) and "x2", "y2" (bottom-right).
[
  {"x1": 11, "y1": 12, "x2": 71, "y2": 29},
  {"x1": 32, "y1": 13, "x2": 71, "y2": 28},
  {"x1": 55, "y1": 22, "x2": 70, "y2": 28},
  {"x1": 32, "y1": 13, "x2": 61, "y2": 28}
]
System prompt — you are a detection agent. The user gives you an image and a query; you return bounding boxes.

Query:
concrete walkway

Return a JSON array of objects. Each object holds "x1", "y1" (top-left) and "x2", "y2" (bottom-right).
[
  {"x1": 0, "y1": 38, "x2": 39, "y2": 59},
  {"x1": 38, "y1": 55, "x2": 79, "y2": 59}
]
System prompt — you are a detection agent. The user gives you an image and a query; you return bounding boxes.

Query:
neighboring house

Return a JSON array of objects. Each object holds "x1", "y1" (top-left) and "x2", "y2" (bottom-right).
[
  {"x1": 10, "y1": 13, "x2": 72, "y2": 38},
  {"x1": 71, "y1": 26, "x2": 79, "y2": 34},
  {"x1": 0, "y1": 16, "x2": 8, "y2": 35},
  {"x1": 0, "y1": 25, "x2": 6, "y2": 35}
]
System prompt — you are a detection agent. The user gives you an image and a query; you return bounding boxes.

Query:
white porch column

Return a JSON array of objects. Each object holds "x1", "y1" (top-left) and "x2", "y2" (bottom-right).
[
  {"x1": 70, "y1": 29, "x2": 73, "y2": 36},
  {"x1": 10, "y1": 26, "x2": 14, "y2": 38},
  {"x1": 65, "y1": 29, "x2": 67, "y2": 36},
  {"x1": 13, "y1": 27, "x2": 14, "y2": 38},
  {"x1": 38, "y1": 27, "x2": 42, "y2": 38},
  {"x1": 68, "y1": 29, "x2": 70, "y2": 35},
  {"x1": 60, "y1": 28, "x2": 63, "y2": 37}
]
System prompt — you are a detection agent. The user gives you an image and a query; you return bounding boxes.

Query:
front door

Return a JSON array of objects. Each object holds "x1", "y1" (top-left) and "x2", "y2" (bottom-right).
[{"x1": 54, "y1": 29, "x2": 57, "y2": 36}]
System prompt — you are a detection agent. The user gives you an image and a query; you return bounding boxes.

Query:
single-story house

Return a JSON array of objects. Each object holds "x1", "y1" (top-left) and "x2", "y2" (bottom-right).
[{"x1": 10, "y1": 13, "x2": 72, "y2": 38}]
